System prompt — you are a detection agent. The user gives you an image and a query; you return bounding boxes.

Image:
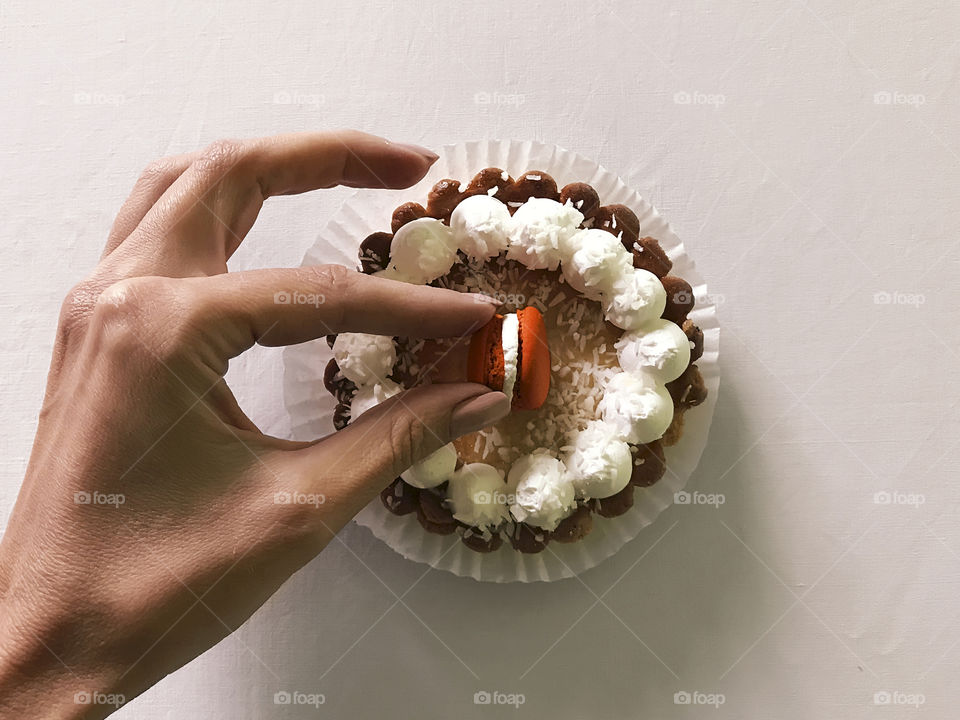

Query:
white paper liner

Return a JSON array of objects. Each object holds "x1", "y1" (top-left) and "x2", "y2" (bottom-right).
[{"x1": 282, "y1": 140, "x2": 720, "y2": 583}]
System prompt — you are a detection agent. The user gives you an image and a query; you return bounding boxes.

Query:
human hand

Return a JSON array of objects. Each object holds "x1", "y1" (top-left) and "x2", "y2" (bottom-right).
[{"x1": 0, "y1": 130, "x2": 510, "y2": 718}]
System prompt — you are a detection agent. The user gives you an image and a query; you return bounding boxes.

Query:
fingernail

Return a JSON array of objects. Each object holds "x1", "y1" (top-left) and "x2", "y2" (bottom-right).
[
  {"x1": 469, "y1": 292, "x2": 502, "y2": 307},
  {"x1": 449, "y1": 391, "x2": 511, "y2": 437},
  {"x1": 392, "y1": 141, "x2": 439, "y2": 162}
]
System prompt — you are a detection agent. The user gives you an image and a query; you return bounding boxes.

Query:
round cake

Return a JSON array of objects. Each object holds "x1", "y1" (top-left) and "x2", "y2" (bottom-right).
[{"x1": 323, "y1": 169, "x2": 707, "y2": 554}]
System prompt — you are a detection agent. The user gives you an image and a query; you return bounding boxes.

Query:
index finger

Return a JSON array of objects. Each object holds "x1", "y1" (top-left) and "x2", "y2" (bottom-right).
[
  {"x1": 117, "y1": 131, "x2": 440, "y2": 274},
  {"x1": 250, "y1": 130, "x2": 440, "y2": 196}
]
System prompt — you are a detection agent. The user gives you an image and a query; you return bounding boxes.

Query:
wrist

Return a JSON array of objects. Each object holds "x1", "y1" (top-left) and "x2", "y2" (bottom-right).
[{"x1": 0, "y1": 597, "x2": 124, "y2": 719}]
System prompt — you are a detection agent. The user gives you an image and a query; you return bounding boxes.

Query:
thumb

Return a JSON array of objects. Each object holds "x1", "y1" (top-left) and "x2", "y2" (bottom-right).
[{"x1": 282, "y1": 383, "x2": 511, "y2": 524}]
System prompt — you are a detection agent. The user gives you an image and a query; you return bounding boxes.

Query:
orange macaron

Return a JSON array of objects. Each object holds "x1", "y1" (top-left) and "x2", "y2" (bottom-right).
[{"x1": 467, "y1": 306, "x2": 551, "y2": 410}]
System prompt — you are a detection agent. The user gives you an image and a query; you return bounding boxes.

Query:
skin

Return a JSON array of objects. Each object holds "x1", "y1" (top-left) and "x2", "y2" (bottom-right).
[{"x1": 0, "y1": 130, "x2": 511, "y2": 719}]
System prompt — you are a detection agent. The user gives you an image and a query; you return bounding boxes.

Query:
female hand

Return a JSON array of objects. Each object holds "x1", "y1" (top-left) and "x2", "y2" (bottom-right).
[{"x1": 0, "y1": 130, "x2": 510, "y2": 718}]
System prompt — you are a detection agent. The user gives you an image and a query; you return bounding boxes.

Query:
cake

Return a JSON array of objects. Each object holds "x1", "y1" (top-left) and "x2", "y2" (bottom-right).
[{"x1": 323, "y1": 169, "x2": 708, "y2": 554}]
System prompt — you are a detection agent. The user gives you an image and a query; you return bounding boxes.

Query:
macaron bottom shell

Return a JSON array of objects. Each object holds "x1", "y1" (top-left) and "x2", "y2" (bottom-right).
[{"x1": 466, "y1": 313, "x2": 505, "y2": 392}]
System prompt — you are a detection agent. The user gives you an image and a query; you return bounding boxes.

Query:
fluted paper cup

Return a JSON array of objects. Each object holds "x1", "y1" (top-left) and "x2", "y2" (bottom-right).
[{"x1": 282, "y1": 140, "x2": 720, "y2": 583}]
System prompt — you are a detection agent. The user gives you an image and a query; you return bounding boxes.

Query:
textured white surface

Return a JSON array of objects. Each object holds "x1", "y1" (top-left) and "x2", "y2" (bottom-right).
[{"x1": 1, "y1": 0, "x2": 959, "y2": 717}]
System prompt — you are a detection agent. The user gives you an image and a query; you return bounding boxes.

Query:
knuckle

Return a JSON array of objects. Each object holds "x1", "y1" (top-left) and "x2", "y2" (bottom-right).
[
  {"x1": 92, "y1": 277, "x2": 156, "y2": 331},
  {"x1": 136, "y1": 157, "x2": 182, "y2": 189},
  {"x1": 194, "y1": 138, "x2": 244, "y2": 176},
  {"x1": 303, "y1": 264, "x2": 356, "y2": 327},
  {"x1": 95, "y1": 276, "x2": 155, "y2": 311},
  {"x1": 387, "y1": 413, "x2": 427, "y2": 478},
  {"x1": 263, "y1": 462, "x2": 332, "y2": 543},
  {"x1": 91, "y1": 277, "x2": 191, "y2": 358},
  {"x1": 59, "y1": 279, "x2": 101, "y2": 329},
  {"x1": 307, "y1": 262, "x2": 353, "y2": 289},
  {"x1": 188, "y1": 138, "x2": 259, "y2": 202}
]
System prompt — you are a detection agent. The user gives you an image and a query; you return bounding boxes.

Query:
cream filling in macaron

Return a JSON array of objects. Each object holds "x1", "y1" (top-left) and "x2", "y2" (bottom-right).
[{"x1": 501, "y1": 312, "x2": 520, "y2": 400}]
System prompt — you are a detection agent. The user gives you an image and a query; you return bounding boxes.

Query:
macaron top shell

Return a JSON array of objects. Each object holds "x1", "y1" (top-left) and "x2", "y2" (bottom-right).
[{"x1": 513, "y1": 307, "x2": 551, "y2": 410}]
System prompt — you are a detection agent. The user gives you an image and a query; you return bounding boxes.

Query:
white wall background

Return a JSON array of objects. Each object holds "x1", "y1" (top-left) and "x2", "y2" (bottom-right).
[{"x1": 2, "y1": 0, "x2": 959, "y2": 717}]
